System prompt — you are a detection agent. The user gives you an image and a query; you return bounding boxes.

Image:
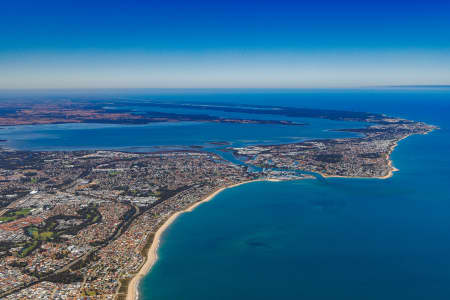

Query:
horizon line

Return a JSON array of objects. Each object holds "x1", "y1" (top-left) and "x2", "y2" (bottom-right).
[{"x1": 1, "y1": 85, "x2": 450, "y2": 92}]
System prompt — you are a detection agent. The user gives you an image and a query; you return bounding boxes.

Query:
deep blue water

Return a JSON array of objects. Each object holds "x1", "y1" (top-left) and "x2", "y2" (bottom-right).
[
  {"x1": 137, "y1": 89, "x2": 450, "y2": 300},
  {"x1": 1, "y1": 88, "x2": 449, "y2": 299},
  {"x1": 141, "y1": 132, "x2": 450, "y2": 299}
]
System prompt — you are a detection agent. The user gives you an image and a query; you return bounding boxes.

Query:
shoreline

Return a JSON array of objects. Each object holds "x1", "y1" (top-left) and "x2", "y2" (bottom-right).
[
  {"x1": 317, "y1": 135, "x2": 409, "y2": 180},
  {"x1": 125, "y1": 179, "x2": 269, "y2": 300},
  {"x1": 125, "y1": 131, "x2": 433, "y2": 299},
  {"x1": 318, "y1": 158, "x2": 399, "y2": 180}
]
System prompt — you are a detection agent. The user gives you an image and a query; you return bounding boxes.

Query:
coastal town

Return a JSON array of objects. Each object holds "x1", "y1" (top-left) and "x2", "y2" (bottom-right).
[
  {"x1": 230, "y1": 116, "x2": 436, "y2": 178},
  {"x1": 0, "y1": 102, "x2": 437, "y2": 299},
  {"x1": 0, "y1": 149, "x2": 264, "y2": 299}
]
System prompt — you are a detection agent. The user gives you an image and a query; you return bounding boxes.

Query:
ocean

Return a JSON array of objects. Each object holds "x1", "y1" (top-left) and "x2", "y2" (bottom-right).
[{"x1": 1, "y1": 88, "x2": 449, "y2": 299}]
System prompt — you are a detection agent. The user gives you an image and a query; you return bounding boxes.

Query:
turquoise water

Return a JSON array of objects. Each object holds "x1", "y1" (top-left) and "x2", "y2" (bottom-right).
[
  {"x1": 1, "y1": 89, "x2": 449, "y2": 299},
  {"x1": 141, "y1": 133, "x2": 450, "y2": 299},
  {"x1": 138, "y1": 89, "x2": 450, "y2": 300}
]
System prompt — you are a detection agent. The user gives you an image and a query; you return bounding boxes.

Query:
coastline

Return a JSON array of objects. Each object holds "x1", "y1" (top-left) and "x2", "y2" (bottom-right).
[
  {"x1": 318, "y1": 157, "x2": 399, "y2": 180},
  {"x1": 125, "y1": 179, "x2": 268, "y2": 300},
  {"x1": 317, "y1": 135, "x2": 409, "y2": 180},
  {"x1": 122, "y1": 131, "x2": 412, "y2": 300},
  {"x1": 316, "y1": 123, "x2": 437, "y2": 180}
]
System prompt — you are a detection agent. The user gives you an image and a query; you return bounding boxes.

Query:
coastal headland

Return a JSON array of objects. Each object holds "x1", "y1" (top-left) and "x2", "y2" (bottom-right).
[
  {"x1": 0, "y1": 100, "x2": 437, "y2": 299},
  {"x1": 229, "y1": 119, "x2": 435, "y2": 179}
]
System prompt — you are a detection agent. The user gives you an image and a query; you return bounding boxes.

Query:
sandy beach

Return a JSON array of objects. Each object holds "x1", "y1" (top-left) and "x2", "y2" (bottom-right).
[
  {"x1": 317, "y1": 158, "x2": 399, "y2": 180},
  {"x1": 317, "y1": 136, "x2": 410, "y2": 180},
  {"x1": 316, "y1": 150, "x2": 399, "y2": 180},
  {"x1": 376, "y1": 135, "x2": 410, "y2": 179},
  {"x1": 124, "y1": 131, "x2": 424, "y2": 299},
  {"x1": 125, "y1": 179, "x2": 267, "y2": 300}
]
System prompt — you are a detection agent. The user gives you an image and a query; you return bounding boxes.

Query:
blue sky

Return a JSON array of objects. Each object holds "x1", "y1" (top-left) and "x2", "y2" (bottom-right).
[{"x1": 1, "y1": 0, "x2": 450, "y2": 88}]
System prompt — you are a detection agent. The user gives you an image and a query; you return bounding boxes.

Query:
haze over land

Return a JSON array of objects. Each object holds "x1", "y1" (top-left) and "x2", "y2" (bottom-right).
[{"x1": 1, "y1": 1, "x2": 450, "y2": 299}]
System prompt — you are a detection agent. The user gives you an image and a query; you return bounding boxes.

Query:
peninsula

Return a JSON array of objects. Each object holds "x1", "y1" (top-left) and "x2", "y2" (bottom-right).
[{"x1": 0, "y1": 101, "x2": 436, "y2": 299}]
